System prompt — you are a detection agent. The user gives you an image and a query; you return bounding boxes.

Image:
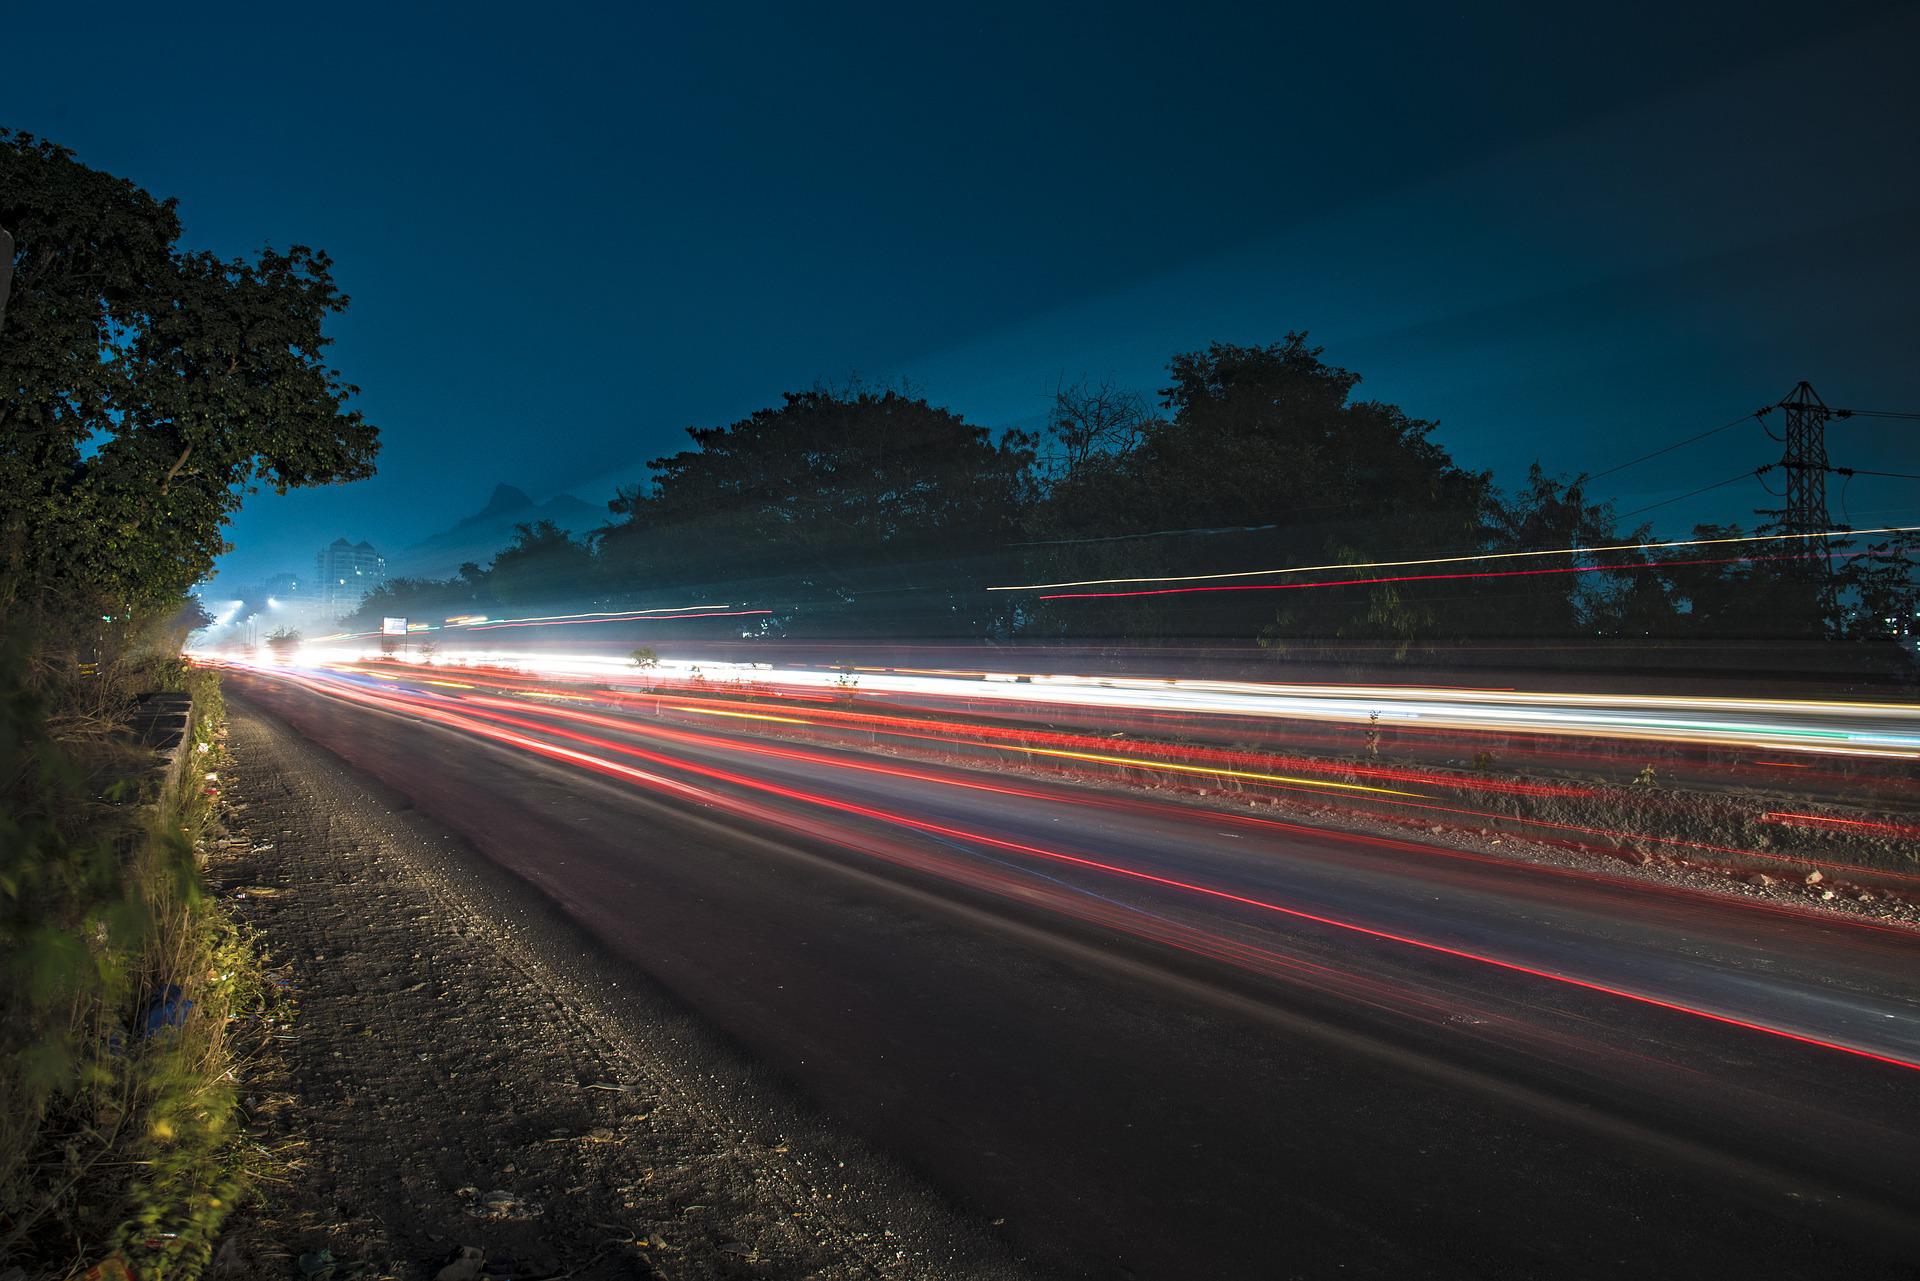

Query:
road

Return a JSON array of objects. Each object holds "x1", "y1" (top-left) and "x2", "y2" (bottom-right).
[{"x1": 225, "y1": 663, "x2": 1920, "y2": 1279}]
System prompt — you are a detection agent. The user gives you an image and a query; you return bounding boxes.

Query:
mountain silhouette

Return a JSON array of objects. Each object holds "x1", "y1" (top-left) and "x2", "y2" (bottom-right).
[
  {"x1": 465, "y1": 483, "x2": 535, "y2": 525},
  {"x1": 387, "y1": 484, "x2": 606, "y2": 579}
]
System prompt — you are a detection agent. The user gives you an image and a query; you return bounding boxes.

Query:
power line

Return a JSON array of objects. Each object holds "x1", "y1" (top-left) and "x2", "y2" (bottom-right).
[
  {"x1": 1832, "y1": 466, "x2": 1920, "y2": 482},
  {"x1": 1586, "y1": 411, "x2": 1760, "y2": 483},
  {"x1": 1616, "y1": 467, "x2": 1768, "y2": 520}
]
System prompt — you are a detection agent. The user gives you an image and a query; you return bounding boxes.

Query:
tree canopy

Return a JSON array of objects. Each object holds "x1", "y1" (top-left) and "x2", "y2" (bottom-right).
[
  {"x1": 0, "y1": 131, "x2": 378, "y2": 649},
  {"x1": 1028, "y1": 336, "x2": 1493, "y2": 642},
  {"x1": 600, "y1": 386, "x2": 1036, "y2": 634}
]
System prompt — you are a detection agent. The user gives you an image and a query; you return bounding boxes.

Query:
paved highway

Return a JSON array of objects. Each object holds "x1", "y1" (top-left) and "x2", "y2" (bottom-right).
[{"x1": 225, "y1": 662, "x2": 1920, "y2": 1279}]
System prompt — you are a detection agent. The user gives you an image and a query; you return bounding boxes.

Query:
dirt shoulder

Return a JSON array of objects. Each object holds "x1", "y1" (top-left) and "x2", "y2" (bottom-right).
[{"x1": 207, "y1": 699, "x2": 1023, "y2": 1281}]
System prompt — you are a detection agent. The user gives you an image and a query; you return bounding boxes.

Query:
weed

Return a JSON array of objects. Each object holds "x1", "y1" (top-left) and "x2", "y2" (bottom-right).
[{"x1": 0, "y1": 656, "x2": 264, "y2": 1276}]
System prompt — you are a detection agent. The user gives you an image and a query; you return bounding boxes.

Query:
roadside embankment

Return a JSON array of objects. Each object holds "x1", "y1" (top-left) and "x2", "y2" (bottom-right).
[
  {"x1": 200, "y1": 697, "x2": 1019, "y2": 1281},
  {"x1": 1, "y1": 662, "x2": 263, "y2": 1278}
]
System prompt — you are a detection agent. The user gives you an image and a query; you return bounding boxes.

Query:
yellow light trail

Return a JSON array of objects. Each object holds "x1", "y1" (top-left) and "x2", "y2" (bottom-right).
[
  {"x1": 670, "y1": 705, "x2": 813, "y2": 725},
  {"x1": 1012, "y1": 745, "x2": 1425, "y2": 797},
  {"x1": 987, "y1": 524, "x2": 1920, "y2": 592}
]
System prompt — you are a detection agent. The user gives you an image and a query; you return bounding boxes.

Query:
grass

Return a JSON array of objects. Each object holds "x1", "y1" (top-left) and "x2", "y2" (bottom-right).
[{"x1": 1, "y1": 658, "x2": 269, "y2": 1278}]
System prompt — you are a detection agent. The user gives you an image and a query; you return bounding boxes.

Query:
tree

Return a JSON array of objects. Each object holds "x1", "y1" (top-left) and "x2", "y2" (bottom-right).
[
  {"x1": 487, "y1": 520, "x2": 594, "y2": 607},
  {"x1": 601, "y1": 385, "x2": 1036, "y2": 634},
  {"x1": 345, "y1": 574, "x2": 490, "y2": 632},
  {"x1": 1046, "y1": 377, "x2": 1153, "y2": 483},
  {"x1": 0, "y1": 131, "x2": 378, "y2": 652},
  {"x1": 1840, "y1": 527, "x2": 1920, "y2": 644},
  {"x1": 1030, "y1": 335, "x2": 1492, "y2": 646},
  {"x1": 1481, "y1": 465, "x2": 1652, "y2": 638}
]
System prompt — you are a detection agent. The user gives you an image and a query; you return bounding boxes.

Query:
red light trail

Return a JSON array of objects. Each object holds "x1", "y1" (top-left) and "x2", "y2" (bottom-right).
[{"x1": 242, "y1": 662, "x2": 1920, "y2": 1073}]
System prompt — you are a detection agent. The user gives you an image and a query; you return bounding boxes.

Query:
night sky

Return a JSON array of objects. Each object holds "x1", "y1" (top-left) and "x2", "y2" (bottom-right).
[{"x1": 10, "y1": 1, "x2": 1919, "y2": 585}]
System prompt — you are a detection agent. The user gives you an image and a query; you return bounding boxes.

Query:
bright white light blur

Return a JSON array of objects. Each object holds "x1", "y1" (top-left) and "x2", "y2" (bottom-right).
[{"x1": 203, "y1": 640, "x2": 1920, "y2": 760}]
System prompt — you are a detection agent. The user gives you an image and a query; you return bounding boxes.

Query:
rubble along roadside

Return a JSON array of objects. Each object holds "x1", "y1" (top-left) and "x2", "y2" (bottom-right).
[{"x1": 201, "y1": 701, "x2": 1022, "y2": 1281}]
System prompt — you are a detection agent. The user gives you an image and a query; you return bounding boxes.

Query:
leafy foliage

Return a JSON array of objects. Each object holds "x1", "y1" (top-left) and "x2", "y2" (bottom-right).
[
  {"x1": 488, "y1": 519, "x2": 594, "y2": 606},
  {"x1": 0, "y1": 132, "x2": 362, "y2": 1273},
  {"x1": 1, "y1": 660, "x2": 259, "y2": 1274},
  {"x1": 1030, "y1": 335, "x2": 1493, "y2": 644},
  {"x1": 355, "y1": 338, "x2": 1915, "y2": 659},
  {"x1": 0, "y1": 130, "x2": 378, "y2": 648},
  {"x1": 600, "y1": 385, "x2": 1036, "y2": 635}
]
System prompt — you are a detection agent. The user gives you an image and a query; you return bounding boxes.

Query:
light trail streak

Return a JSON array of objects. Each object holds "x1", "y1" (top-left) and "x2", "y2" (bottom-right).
[
  {"x1": 477, "y1": 691, "x2": 1427, "y2": 801},
  {"x1": 463, "y1": 607, "x2": 771, "y2": 631},
  {"x1": 989, "y1": 523, "x2": 1920, "y2": 592},
  {"x1": 621, "y1": 687, "x2": 1580, "y2": 798},
  {"x1": 486, "y1": 682, "x2": 1920, "y2": 890},
  {"x1": 670, "y1": 705, "x2": 813, "y2": 725},
  {"x1": 278, "y1": 646, "x2": 1920, "y2": 762},
  {"x1": 234, "y1": 662, "x2": 1920, "y2": 1070},
  {"x1": 1035, "y1": 554, "x2": 1849, "y2": 601},
  {"x1": 339, "y1": 657, "x2": 1914, "y2": 895},
  {"x1": 309, "y1": 603, "x2": 769, "y2": 642}
]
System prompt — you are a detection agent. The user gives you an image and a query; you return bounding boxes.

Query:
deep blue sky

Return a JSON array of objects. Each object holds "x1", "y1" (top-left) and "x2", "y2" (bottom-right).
[{"x1": 11, "y1": 1, "x2": 1920, "y2": 584}]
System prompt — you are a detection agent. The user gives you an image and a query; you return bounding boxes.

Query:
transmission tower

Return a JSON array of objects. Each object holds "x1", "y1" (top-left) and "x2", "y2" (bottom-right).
[{"x1": 1775, "y1": 381, "x2": 1839, "y2": 584}]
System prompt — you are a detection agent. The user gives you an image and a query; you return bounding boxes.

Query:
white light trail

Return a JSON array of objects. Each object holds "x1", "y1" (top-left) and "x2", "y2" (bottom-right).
[
  {"x1": 987, "y1": 524, "x2": 1920, "y2": 592},
  {"x1": 219, "y1": 641, "x2": 1920, "y2": 760}
]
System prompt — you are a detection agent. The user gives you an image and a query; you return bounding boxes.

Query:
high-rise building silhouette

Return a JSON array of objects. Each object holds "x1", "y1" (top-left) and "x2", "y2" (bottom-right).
[{"x1": 315, "y1": 538, "x2": 385, "y2": 612}]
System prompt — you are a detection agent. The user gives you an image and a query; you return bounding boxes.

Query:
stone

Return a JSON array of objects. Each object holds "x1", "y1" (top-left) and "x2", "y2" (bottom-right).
[{"x1": 433, "y1": 1247, "x2": 485, "y2": 1281}]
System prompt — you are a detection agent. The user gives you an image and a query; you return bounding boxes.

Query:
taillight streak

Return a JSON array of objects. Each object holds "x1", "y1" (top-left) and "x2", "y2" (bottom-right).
[{"x1": 259, "y1": 665, "x2": 1920, "y2": 1073}]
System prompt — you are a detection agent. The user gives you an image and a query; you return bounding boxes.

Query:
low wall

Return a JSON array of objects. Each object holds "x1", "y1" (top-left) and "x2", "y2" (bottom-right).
[{"x1": 128, "y1": 691, "x2": 196, "y2": 801}]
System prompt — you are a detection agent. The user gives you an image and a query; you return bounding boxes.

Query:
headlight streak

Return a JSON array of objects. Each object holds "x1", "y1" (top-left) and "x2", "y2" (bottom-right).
[
  {"x1": 987, "y1": 523, "x2": 1920, "y2": 592},
  {"x1": 302, "y1": 656, "x2": 1920, "y2": 885},
  {"x1": 268, "y1": 645, "x2": 1920, "y2": 761},
  {"x1": 309, "y1": 603, "x2": 768, "y2": 642},
  {"x1": 462, "y1": 607, "x2": 772, "y2": 632},
  {"x1": 453, "y1": 683, "x2": 1920, "y2": 895},
  {"x1": 1031, "y1": 553, "x2": 1860, "y2": 601},
  {"x1": 231, "y1": 660, "x2": 1920, "y2": 1073},
  {"x1": 478, "y1": 682, "x2": 1920, "y2": 892}
]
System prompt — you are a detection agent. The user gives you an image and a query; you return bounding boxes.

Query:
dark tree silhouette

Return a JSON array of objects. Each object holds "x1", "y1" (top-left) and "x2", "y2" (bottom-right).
[{"x1": 601, "y1": 386, "x2": 1035, "y2": 635}]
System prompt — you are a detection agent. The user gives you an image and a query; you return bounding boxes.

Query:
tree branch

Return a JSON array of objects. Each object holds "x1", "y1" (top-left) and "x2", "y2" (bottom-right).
[{"x1": 160, "y1": 443, "x2": 192, "y2": 493}]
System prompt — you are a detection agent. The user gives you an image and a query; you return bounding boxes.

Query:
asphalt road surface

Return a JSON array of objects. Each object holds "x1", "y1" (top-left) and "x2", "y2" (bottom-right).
[{"x1": 226, "y1": 667, "x2": 1920, "y2": 1279}]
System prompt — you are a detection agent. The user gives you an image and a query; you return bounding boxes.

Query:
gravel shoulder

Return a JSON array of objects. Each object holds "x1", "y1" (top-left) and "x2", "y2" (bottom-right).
[{"x1": 208, "y1": 696, "x2": 1025, "y2": 1281}]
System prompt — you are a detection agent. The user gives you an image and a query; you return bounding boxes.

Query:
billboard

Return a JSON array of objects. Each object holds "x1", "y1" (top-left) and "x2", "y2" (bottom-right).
[{"x1": 382, "y1": 617, "x2": 407, "y2": 636}]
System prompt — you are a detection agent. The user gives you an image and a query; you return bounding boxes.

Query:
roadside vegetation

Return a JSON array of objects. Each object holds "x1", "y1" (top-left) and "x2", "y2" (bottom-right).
[
  {"x1": 352, "y1": 346, "x2": 1919, "y2": 666},
  {"x1": 1, "y1": 131, "x2": 380, "y2": 1273},
  {"x1": 0, "y1": 649, "x2": 261, "y2": 1275}
]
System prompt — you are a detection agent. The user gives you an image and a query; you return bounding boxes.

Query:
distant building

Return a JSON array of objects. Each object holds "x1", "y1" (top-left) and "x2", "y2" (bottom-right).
[
  {"x1": 315, "y1": 538, "x2": 385, "y2": 612},
  {"x1": 259, "y1": 571, "x2": 303, "y2": 603}
]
